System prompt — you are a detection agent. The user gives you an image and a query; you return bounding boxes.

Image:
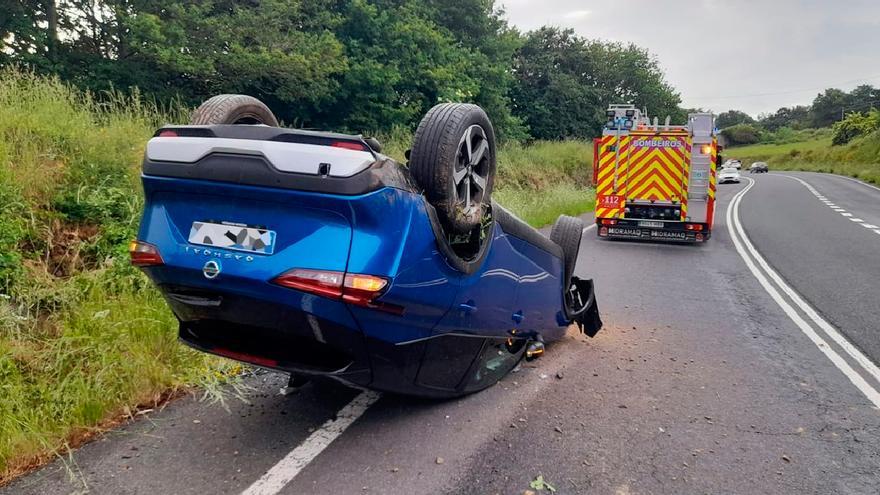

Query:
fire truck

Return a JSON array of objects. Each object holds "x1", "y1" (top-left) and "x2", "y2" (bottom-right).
[{"x1": 593, "y1": 105, "x2": 717, "y2": 242}]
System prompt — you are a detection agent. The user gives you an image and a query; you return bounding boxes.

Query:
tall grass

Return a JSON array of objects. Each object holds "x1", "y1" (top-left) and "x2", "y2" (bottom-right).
[
  {"x1": 0, "y1": 70, "x2": 595, "y2": 482},
  {"x1": 0, "y1": 69, "x2": 234, "y2": 482},
  {"x1": 728, "y1": 131, "x2": 880, "y2": 185}
]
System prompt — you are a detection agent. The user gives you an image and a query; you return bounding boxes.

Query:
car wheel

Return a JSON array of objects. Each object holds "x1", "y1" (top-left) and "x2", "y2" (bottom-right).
[
  {"x1": 190, "y1": 94, "x2": 279, "y2": 126},
  {"x1": 409, "y1": 103, "x2": 497, "y2": 234},
  {"x1": 550, "y1": 215, "x2": 584, "y2": 292}
]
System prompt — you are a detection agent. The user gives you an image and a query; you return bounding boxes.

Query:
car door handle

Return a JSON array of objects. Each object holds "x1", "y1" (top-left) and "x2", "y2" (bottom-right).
[{"x1": 459, "y1": 301, "x2": 477, "y2": 314}]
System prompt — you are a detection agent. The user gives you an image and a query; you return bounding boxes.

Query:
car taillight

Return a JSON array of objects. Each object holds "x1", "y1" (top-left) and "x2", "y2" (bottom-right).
[
  {"x1": 272, "y1": 269, "x2": 345, "y2": 299},
  {"x1": 129, "y1": 240, "x2": 164, "y2": 267},
  {"x1": 685, "y1": 224, "x2": 704, "y2": 231},
  {"x1": 331, "y1": 141, "x2": 368, "y2": 151},
  {"x1": 600, "y1": 219, "x2": 617, "y2": 226},
  {"x1": 272, "y1": 269, "x2": 402, "y2": 315}
]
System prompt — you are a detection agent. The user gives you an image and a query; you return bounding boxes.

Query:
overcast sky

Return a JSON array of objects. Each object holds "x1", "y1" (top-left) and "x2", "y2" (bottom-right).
[{"x1": 501, "y1": 0, "x2": 880, "y2": 117}]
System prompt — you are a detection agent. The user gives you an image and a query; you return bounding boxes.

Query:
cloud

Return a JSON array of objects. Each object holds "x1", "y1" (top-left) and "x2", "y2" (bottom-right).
[
  {"x1": 502, "y1": 0, "x2": 880, "y2": 116},
  {"x1": 563, "y1": 10, "x2": 591, "y2": 20}
]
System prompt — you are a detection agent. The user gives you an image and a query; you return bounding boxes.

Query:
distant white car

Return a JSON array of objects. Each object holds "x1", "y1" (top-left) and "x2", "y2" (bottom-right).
[
  {"x1": 722, "y1": 159, "x2": 742, "y2": 170},
  {"x1": 718, "y1": 167, "x2": 741, "y2": 184}
]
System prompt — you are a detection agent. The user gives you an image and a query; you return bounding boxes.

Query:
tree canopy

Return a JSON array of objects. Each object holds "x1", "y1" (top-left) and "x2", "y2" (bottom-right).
[{"x1": 2, "y1": 1, "x2": 684, "y2": 140}]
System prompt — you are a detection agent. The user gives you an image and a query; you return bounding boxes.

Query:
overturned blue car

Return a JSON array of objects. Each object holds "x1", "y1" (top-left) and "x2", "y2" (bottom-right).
[{"x1": 131, "y1": 95, "x2": 601, "y2": 398}]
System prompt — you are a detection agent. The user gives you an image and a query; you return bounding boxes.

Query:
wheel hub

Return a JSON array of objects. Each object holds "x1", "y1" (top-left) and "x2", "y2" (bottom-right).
[{"x1": 454, "y1": 125, "x2": 490, "y2": 217}]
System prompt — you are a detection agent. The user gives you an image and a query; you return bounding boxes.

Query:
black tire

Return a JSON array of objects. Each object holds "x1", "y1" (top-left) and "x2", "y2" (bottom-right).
[
  {"x1": 550, "y1": 215, "x2": 584, "y2": 290},
  {"x1": 409, "y1": 103, "x2": 496, "y2": 234},
  {"x1": 190, "y1": 94, "x2": 279, "y2": 126}
]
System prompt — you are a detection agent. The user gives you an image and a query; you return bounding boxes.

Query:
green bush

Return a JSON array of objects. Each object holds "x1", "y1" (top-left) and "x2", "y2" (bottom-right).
[
  {"x1": 720, "y1": 124, "x2": 763, "y2": 146},
  {"x1": 832, "y1": 110, "x2": 880, "y2": 146}
]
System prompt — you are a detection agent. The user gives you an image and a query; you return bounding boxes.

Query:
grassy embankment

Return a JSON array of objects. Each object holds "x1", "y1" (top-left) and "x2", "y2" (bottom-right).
[
  {"x1": 0, "y1": 70, "x2": 594, "y2": 481},
  {"x1": 728, "y1": 129, "x2": 880, "y2": 185}
]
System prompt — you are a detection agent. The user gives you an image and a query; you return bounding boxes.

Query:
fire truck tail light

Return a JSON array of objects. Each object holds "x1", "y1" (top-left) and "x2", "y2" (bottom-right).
[
  {"x1": 700, "y1": 144, "x2": 713, "y2": 155},
  {"x1": 685, "y1": 224, "x2": 704, "y2": 231},
  {"x1": 601, "y1": 219, "x2": 617, "y2": 226}
]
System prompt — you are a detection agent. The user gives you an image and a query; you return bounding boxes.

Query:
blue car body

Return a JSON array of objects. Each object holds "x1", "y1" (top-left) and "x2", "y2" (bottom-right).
[{"x1": 134, "y1": 124, "x2": 599, "y2": 397}]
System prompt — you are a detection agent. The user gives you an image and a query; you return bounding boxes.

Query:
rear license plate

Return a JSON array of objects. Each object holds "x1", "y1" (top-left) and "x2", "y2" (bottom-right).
[
  {"x1": 649, "y1": 230, "x2": 687, "y2": 240},
  {"x1": 638, "y1": 221, "x2": 664, "y2": 228},
  {"x1": 607, "y1": 227, "x2": 642, "y2": 237},
  {"x1": 188, "y1": 221, "x2": 276, "y2": 254}
]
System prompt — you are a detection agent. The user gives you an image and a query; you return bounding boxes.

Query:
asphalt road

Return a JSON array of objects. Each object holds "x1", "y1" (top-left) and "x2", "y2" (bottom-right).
[{"x1": 6, "y1": 173, "x2": 880, "y2": 495}]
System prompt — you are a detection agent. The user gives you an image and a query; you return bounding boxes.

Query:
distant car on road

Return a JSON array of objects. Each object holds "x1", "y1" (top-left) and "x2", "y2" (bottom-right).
[
  {"x1": 722, "y1": 159, "x2": 742, "y2": 170},
  {"x1": 718, "y1": 167, "x2": 742, "y2": 184},
  {"x1": 749, "y1": 162, "x2": 769, "y2": 173}
]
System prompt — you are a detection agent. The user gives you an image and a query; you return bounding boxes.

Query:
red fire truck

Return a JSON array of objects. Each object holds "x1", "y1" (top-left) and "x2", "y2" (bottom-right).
[{"x1": 593, "y1": 105, "x2": 718, "y2": 242}]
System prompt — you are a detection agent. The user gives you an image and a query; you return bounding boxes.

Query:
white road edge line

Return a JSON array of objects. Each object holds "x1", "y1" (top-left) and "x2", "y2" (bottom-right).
[
  {"x1": 737, "y1": 176, "x2": 880, "y2": 383},
  {"x1": 837, "y1": 174, "x2": 880, "y2": 193},
  {"x1": 728, "y1": 178, "x2": 880, "y2": 408},
  {"x1": 241, "y1": 391, "x2": 381, "y2": 495},
  {"x1": 583, "y1": 223, "x2": 596, "y2": 233}
]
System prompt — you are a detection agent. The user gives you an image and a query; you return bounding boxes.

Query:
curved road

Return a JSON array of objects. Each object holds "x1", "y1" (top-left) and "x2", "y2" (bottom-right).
[{"x1": 5, "y1": 173, "x2": 880, "y2": 494}]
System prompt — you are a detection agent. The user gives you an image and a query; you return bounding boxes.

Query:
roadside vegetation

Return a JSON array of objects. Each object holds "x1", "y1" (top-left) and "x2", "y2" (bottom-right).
[
  {"x1": 727, "y1": 131, "x2": 880, "y2": 185},
  {"x1": 0, "y1": 70, "x2": 594, "y2": 481},
  {"x1": 725, "y1": 107, "x2": 880, "y2": 185},
  {"x1": 0, "y1": 70, "x2": 245, "y2": 482},
  {"x1": 718, "y1": 86, "x2": 880, "y2": 184}
]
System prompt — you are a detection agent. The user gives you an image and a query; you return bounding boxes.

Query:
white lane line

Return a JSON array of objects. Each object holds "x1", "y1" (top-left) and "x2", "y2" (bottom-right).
[
  {"x1": 583, "y1": 223, "x2": 596, "y2": 233},
  {"x1": 782, "y1": 175, "x2": 880, "y2": 232},
  {"x1": 728, "y1": 179, "x2": 880, "y2": 408},
  {"x1": 242, "y1": 391, "x2": 381, "y2": 495},
  {"x1": 875, "y1": 229, "x2": 880, "y2": 235}
]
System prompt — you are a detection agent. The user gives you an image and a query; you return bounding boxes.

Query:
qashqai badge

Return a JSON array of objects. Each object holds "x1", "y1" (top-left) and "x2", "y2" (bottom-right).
[{"x1": 203, "y1": 260, "x2": 221, "y2": 279}]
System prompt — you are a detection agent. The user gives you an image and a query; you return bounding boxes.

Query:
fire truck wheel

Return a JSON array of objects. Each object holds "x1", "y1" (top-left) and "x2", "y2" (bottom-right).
[
  {"x1": 409, "y1": 103, "x2": 497, "y2": 235},
  {"x1": 190, "y1": 94, "x2": 279, "y2": 126},
  {"x1": 550, "y1": 215, "x2": 584, "y2": 291}
]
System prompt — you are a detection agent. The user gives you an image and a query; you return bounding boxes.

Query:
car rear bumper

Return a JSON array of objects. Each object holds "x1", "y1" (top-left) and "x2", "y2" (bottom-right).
[
  {"x1": 158, "y1": 283, "x2": 528, "y2": 398},
  {"x1": 596, "y1": 220, "x2": 710, "y2": 243}
]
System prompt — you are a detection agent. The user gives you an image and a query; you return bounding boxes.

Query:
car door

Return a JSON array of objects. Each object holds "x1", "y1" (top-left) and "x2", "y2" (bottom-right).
[{"x1": 433, "y1": 229, "x2": 521, "y2": 337}]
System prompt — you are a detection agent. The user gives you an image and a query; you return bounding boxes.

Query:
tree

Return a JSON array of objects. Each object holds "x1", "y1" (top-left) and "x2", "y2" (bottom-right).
[
  {"x1": 810, "y1": 88, "x2": 852, "y2": 128},
  {"x1": 758, "y1": 105, "x2": 810, "y2": 131},
  {"x1": 716, "y1": 110, "x2": 754, "y2": 129},
  {"x1": 720, "y1": 124, "x2": 762, "y2": 145},
  {"x1": 1, "y1": 0, "x2": 687, "y2": 141},
  {"x1": 510, "y1": 27, "x2": 682, "y2": 139},
  {"x1": 847, "y1": 84, "x2": 880, "y2": 114}
]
